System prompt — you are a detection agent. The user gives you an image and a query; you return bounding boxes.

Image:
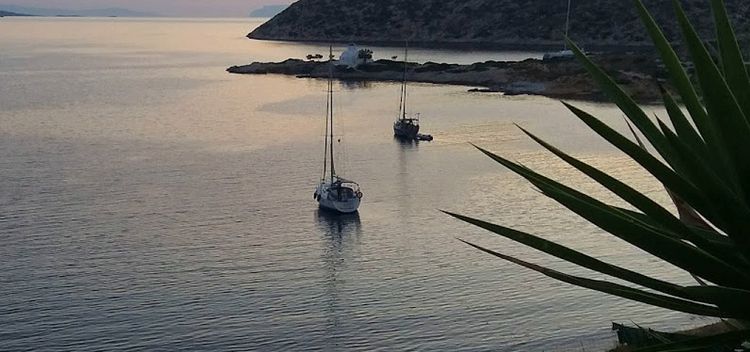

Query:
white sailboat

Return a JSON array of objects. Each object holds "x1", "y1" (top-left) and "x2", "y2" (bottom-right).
[
  {"x1": 313, "y1": 47, "x2": 363, "y2": 214},
  {"x1": 543, "y1": 0, "x2": 575, "y2": 60}
]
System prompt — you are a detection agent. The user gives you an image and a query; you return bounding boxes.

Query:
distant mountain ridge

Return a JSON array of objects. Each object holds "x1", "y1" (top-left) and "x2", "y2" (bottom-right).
[
  {"x1": 0, "y1": 9, "x2": 31, "y2": 16},
  {"x1": 250, "y1": 5, "x2": 287, "y2": 18},
  {"x1": 249, "y1": 0, "x2": 750, "y2": 49},
  {"x1": 0, "y1": 4, "x2": 159, "y2": 17}
]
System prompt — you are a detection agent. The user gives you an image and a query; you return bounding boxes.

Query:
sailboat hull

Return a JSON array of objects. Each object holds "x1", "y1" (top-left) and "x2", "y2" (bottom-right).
[
  {"x1": 315, "y1": 181, "x2": 361, "y2": 214},
  {"x1": 318, "y1": 197, "x2": 361, "y2": 213},
  {"x1": 393, "y1": 120, "x2": 420, "y2": 139}
]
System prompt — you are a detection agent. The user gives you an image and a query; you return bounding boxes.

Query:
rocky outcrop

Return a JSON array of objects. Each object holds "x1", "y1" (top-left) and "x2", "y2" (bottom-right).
[
  {"x1": 230, "y1": 59, "x2": 321, "y2": 75},
  {"x1": 228, "y1": 54, "x2": 663, "y2": 102},
  {"x1": 248, "y1": 0, "x2": 750, "y2": 50}
]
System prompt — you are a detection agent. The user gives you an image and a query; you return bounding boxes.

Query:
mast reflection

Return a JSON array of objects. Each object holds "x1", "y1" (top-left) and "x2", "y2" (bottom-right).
[{"x1": 315, "y1": 209, "x2": 361, "y2": 344}]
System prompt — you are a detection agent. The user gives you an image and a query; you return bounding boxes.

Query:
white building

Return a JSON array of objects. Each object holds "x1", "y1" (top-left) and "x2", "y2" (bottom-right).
[{"x1": 339, "y1": 44, "x2": 365, "y2": 68}]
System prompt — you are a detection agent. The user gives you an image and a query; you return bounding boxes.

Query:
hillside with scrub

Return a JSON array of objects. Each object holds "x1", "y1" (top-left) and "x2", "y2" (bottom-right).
[{"x1": 249, "y1": 0, "x2": 750, "y2": 49}]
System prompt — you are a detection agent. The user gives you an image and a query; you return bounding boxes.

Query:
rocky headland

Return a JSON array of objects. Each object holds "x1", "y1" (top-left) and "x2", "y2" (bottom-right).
[
  {"x1": 236, "y1": 0, "x2": 750, "y2": 101},
  {"x1": 248, "y1": 0, "x2": 750, "y2": 51},
  {"x1": 227, "y1": 53, "x2": 662, "y2": 102}
]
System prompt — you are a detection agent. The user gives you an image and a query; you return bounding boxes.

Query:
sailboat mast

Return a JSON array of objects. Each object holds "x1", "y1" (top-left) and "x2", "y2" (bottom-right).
[
  {"x1": 403, "y1": 44, "x2": 409, "y2": 119},
  {"x1": 328, "y1": 45, "x2": 336, "y2": 182},
  {"x1": 398, "y1": 43, "x2": 409, "y2": 119},
  {"x1": 322, "y1": 73, "x2": 329, "y2": 180},
  {"x1": 564, "y1": 0, "x2": 572, "y2": 49}
]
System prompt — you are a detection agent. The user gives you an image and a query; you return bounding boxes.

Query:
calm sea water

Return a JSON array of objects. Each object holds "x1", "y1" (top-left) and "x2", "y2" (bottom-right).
[{"x1": 0, "y1": 17, "x2": 716, "y2": 351}]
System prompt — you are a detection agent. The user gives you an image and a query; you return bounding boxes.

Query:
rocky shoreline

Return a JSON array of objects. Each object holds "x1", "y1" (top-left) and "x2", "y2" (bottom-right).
[
  {"x1": 227, "y1": 53, "x2": 663, "y2": 102},
  {"x1": 245, "y1": 36, "x2": 657, "y2": 53}
]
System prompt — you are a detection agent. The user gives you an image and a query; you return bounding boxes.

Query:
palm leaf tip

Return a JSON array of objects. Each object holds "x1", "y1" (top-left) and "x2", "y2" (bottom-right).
[{"x1": 455, "y1": 239, "x2": 732, "y2": 318}]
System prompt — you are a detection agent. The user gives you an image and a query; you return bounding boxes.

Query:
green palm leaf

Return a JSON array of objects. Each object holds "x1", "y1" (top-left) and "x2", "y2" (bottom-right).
[
  {"x1": 709, "y1": 0, "x2": 750, "y2": 120},
  {"x1": 655, "y1": 120, "x2": 750, "y2": 242},
  {"x1": 565, "y1": 38, "x2": 681, "y2": 173},
  {"x1": 561, "y1": 103, "x2": 726, "y2": 230},
  {"x1": 615, "y1": 207, "x2": 738, "y2": 251},
  {"x1": 673, "y1": 0, "x2": 750, "y2": 204},
  {"x1": 517, "y1": 125, "x2": 708, "y2": 247},
  {"x1": 519, "y1": 125, "x2": 749, "y2": 267},
  {"x1": 632, "y1": 1, "x2": 717, "y2": 155},
  {"x1": 459, "y1": 240, "x2": 735, "y2": 318},
  {"x1": 453, "y1": 0, "x2": 750, "y2": 349},
  {"x1": 632, "y1": 0, "x2": 738, "y2": 190},
  {"x1": 444, "y1": 211, "x2": 692, "y2": 299},
  {"x1": 681, "y1": 286, "x2": 750, "y2": 315},
  {"x1": 659, "y1": 87, "x2": 710, "y2": 167},
  {"x1": 471, "y1": 144, "x2": 750, "y2": 286}
]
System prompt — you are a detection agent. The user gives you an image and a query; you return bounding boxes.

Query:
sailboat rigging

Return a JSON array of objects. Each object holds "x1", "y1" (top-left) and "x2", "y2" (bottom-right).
[
  {"x1": 393, "y1": 44, "x2": 421, "y2": 140},
  {"x1": 564, "y1": 0, "x2": 572, "y2": 44},
  {"x1": 543, "y1": 0, "x2": 575, "y2": 60},
  {"x1": 313, "y1": 46, "x2": 363, "y2": 214}
]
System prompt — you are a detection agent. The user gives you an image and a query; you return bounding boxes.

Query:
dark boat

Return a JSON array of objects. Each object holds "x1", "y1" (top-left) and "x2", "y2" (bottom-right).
[
  {"x1": 393, "y1": 44, "x2": 421, "y2": 140},
  {"x1": 394, "y1": 117, "x2": 420, "y2": 139},
  {"x1": 611, "y1": 323, "x2": 740, "y2": 352}
]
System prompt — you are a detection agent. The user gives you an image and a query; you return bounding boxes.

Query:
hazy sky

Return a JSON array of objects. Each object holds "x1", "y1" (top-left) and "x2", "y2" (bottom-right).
[{"x1": 8, "y1": 0, "x2": 295, "y2": 17}]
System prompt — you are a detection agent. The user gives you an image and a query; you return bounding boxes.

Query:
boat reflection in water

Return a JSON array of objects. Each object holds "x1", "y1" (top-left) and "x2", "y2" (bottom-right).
[
  {"x1": 339, "y1": 79, "x2": 372, "y2": 90},
  {"x1": 393, "y1": 135, "x2": 420, "y2": 149},
  {"x1": 315, "y1": 209, "x2": 362, "y2": 238},
  {"x1": 315, "y1": 209, "x2": 362, "y2": 341}
]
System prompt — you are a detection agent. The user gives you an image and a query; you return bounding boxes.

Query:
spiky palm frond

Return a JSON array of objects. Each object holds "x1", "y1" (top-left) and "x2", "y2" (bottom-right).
[{"x1": 450, "y1": 0, "x2": 750, "y2": 349}]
